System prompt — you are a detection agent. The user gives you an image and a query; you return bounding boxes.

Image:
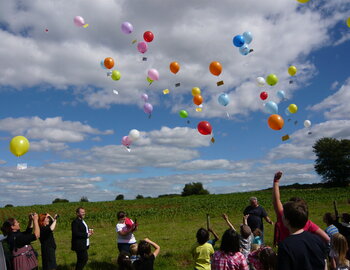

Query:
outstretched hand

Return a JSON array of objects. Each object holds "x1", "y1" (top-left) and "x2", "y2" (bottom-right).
[
  {"x1": 222, "y1": 213, "x2": 228, "y2": 220},
  {"x1": 274, "y1": 171, "x2": 283, "y2": 182}
]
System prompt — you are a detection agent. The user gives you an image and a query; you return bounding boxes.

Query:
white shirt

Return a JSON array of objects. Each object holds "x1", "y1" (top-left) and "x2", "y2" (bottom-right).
[
  {"x1": 82, "y1": 220, "x2": 89, "y2": 246},
  {"x1": 116, "y1": 221, "x2": 136, "y2": 244}
]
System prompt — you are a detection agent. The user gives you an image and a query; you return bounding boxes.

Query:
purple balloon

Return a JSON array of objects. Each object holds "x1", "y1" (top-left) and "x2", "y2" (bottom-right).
[
  {"x1": 143, "y1": 103, "x2": 153, "y2": 114},
  {"x1": 147, "y1": 69, "x2": 159, "y2": 81},
  {"x1": 122, "y1": 136, "x2": 132, "y2": 147},
  {"x1": 121, "y1": 22, "x2": 133, "y2": 34},
  {"x1": 74, "y1": 16, "x2": 85, "y2": 27},
  {"x1": 141, "y1": 93, "x2": 148, "y2": 102},
  {"x1": 137, "y1": 41, "x2": 148, "y2": 54}
]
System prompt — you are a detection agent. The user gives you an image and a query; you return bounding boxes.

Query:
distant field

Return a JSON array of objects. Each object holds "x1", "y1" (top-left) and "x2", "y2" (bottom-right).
[{"x1": 1, "y1": 186, "x2": 349, "y2": 270}]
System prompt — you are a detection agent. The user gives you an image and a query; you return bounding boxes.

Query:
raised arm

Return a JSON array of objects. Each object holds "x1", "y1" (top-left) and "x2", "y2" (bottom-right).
[
  {"x1": 208, "y1": 227, "x2": 220, "y2": 242},
  {"x1": 314, "y1": 228, "x2": 330, "y2": 243},
  {"x1": 272, "y1": 171, "x2": 283, "y2": 216},
  {"x1": 32, "y1": 213, "x2": 40, "y2": 239},
  {"x1": 144, "y1": 238, "x2": 160, "y2": 258},
  {"x1": 222, "y1": 214, "x2": 236, "y2": 231},
  {"x1": 49, "y1": 214, "x2": 58, "y2": 231},
  {"x1": 243, "y1": 214, "x2": 249, "y2": 226}
]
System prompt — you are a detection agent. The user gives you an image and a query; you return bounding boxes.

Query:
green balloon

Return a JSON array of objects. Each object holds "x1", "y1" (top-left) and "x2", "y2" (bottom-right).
[
  {"x1": 146, "y1": 77, "x2": 154, "y2": 83},
  {"x1": 266, "y1": 74, "x2": 278, "y2": 86},
  {"x1": 111, "y1": 70, "x2": 121, "y2": 81},
  {"x1": 179, "y1": 110, "x2": 188, "y2": 118}
]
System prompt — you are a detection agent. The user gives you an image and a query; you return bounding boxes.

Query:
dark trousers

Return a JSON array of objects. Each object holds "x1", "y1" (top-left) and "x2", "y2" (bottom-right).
[{"x1": 75, "y1": 249, "x2": 88, "y2": 270}]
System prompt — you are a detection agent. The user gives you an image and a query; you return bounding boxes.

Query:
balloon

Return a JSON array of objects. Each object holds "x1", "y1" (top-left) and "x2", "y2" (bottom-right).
[
  {"x1": 122, "y1": 136, "x2": 132, "y2": 147},
  {"x1": 209, "y1": 61, "x2": 222, "y2": 76},
  {"x1": 296, "y1": 0, "x2": 310, "y2": 3},
  {"x1": 192, "y1": 87, "x2": 201, "y2": 96},
  {"x1": 232, "y1": 35, "x2": 245, "y2": 47},
  {"x1": 148, "y1": 69, "x2": 159, "y2": 81},
  {"x1": 137, "y1": 41, "x2": 148, "y2": 54},
  {"x1": 179, "y1": 110, "x2": 188, "y2": 118},
  {"x1": 193, "y1": 95, "x2": 203, "y2": 106},
  {"x1": 304, "y1": 120, "x2": 311, "y2": 128},
  {"x1": 121, "y1": 22, "x2": 133, "y2": 34},
  {"x1": 141, "y1": 93, "x2": 148, "y2": 102},
  {"x1": 100, "y1": 60, "x2": 107, "y2": 69},
  {"x1": 266, "y1": 74, "x2": 279, "y2": 86},
  {"x1": 288, "y1": 66, "x2": 297, "y2": 76},
  {"x1": 197, "y1": 121, "x2": 212, "y2": 135},
  {"x1": 104, "y1": 57, "x2": 114, "y2": 69},
  {"x1": 260, "y1": 92, "x2": 268, "y2": 100},
  {"x1": 10, "y1": 136, "x2": 30, "y2": 157},
  {"x1": 239, "y1": 44, "x2": 250, "y2": 56},
  {"x1": 143, "y1": 103, "x2": 153, "y2": 114},
  {"x1": 73, "y1": 16, "x2": 85, "y2": 27},
  {"x1": 288, "y1": 104, "x2": 298, "y2": 114},
  {"x1": 146, "y1": 77, "x2": 154, "y2": 84},
  {"x1": 277, "y1": 90, "x2": 285, "y2": 100},
  {"x1": 129, "y1": 129, "x2": 140, "y2": 141},
  {"x1": 143, "y1": 31, "x2": 154, "y2": 42},
  {"x1": 169, "y1": 62, "x2": 180, "y2": 74},
  {"x1": 111, "y1": 70, "x2": 121, "y2": 81},
  {"x1": 347, "y1": 17, "x2": 350, "y2": 28},
  {"x1": 218, "y1": 93, "x2": 230, "y2": 106},
  {"x1": 264, "y1": 101, "x2": 278, "y2": 114},
  {"x1": 285, "y1": 107, "x2": 291, "y2": 116},
  {"x1": 268, "y1": 114, "x2": 284, "y2": 130},
  {"x1": 242, "y1": 32, "x2": 253, "y2": 44},
  {"x1": 256, "y1": 77, "x2": 266, "y2": 87}
]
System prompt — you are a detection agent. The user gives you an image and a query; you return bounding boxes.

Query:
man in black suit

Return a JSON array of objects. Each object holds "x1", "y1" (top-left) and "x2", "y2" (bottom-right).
[{"x1": 71, "y1": 207, "x2": 93, "y2": 270}]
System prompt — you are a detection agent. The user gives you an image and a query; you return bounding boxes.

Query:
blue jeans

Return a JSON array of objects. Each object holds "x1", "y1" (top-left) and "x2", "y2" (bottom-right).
[{"x1": 118, "y1": 243, "x2": 135, "y2": 253}]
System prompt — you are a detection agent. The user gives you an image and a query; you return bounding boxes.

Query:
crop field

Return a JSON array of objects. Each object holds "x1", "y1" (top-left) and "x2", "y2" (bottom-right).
[{"x1": 1, "y1": 186, "x2": 349, "y2": 269}]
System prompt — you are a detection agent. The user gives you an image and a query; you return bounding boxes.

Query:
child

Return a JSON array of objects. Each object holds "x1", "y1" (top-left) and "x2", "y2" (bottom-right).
[
  {"x1": 248, "y1": 246, "x2": 277, "y2": 270},
  {"x1": 133, "y1": 238, "x2": 160, "y2": 270},
  {"x1": 117, "y1": 251, "x2": 134, "y2": 270},
  {"x1": 330, "y1": 233, "x2": 349, "y2": 270},
  {"x1": 252, "y1": 228, "x2": 263, "y2": 245},
  {"x1": 192, "y1": 228, "x2": 214, "y2": 270},
  {"x1": 323, "y1": 212, "x2": 339, "y2": 239},
  {"x1": 129, "y1": 243, "x2": 140, "y2": 263}
]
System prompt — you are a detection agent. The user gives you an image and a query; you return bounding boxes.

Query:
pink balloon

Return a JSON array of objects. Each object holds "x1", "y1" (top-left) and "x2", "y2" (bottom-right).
[
  {"x1": 122, "y1": 136, "x2": 132, "y2": 147},
  {"x1": 74, "y1": 16, "x2": 85, "y2": 27},
  {"x1": 143, "y1": 103, "x2": 153, "y2": 114},
  {"x1": 137, "y1": 42, "x2": 148, "y2": 54},
  {"x1": 141, "y1": 93, "x2": 148, "y2": 102},
  {"x1": 147, "y1": 69, "x2": 159, "y2": 81}
]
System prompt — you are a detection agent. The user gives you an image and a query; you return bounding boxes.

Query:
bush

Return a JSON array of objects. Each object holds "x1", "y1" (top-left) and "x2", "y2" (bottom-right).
[
  {"x1": 4, "y1": 204, "x2": 14, "y2": 208},
  {"x1": 80, "y1": 196, "x2": 89, "y2": 202},
  {"x1": 52, "y1": 198, "x2": 69, "y2": 204},
  {"x1": 181, "y1": 182, "x2": 210, "y2": 196},
  {"x1": 115, "y1": 194, "x2": 124, "y2": 200},
  {"x1": 136, "y1": 194, "x2": 144, "y2": 199}
]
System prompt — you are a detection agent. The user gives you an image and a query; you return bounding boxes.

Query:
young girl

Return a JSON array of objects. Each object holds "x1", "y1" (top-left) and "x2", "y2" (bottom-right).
[
  {"x1": 116, "y1": 211, "x2": 138, "y2": 253},
  {"x1": 192, "y1": 228, "x2": 214, "y2": 270},
  {"x1": 252, "y1": 228, "x2": 263, "y2": 245},
  {"x1": 117, "y1": 251, "x2": 134, "y2": 270},
  {"x1": 330, "y1": 233, "x2": 349, "y2": 270},
  {"x1": 248, "y1": 246, "x2": 277, "y2": 270},
  {"x1": 133, "y1": 238, "x2": 160, "y2": 270}
]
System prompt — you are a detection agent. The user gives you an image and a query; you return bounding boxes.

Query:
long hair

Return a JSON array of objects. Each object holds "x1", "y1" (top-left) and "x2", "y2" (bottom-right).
[
  {"x1": 259, "y1": 247, "x2": 277, "y2": 270},
  {"x1": 220, "y1": 229, "x2": 240, "y2": 254},
  {"x1": 1, "y1": 218, "x2": 16, "y2": 236},
  {"x1": 39, "y1": 214, "x2": 47, "y2": 227},
  {"x1": 137, "y1": 240, "x2": 152, "y2": 259},
  {"x1": 331, "y1": 233, "x2": 349, "y2": 266}
]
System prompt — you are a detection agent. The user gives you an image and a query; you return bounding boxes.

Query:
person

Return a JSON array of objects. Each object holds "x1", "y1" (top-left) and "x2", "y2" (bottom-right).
[
  {"x1": 116, "y1": 211, "x2": 138, "y2": 253},
  {"x1": 248, "y1": 246, "x2": 277, "y2": 270},
  {"x1": 1, "y1": 213, "x2": 40, "y2": 270},
  {"x1": 329, "y1": 233, "x2": 349, "y2": 270},
  {"x1": 243, "y1": 197, "x2": 273, "y2": 243},
  {"x1": 133, "y1": 238, "x2": 160, "y2": 270},
  {"x1": 323, "y1": 213, "x2": 339, "y2": 239},
  {"x1": 277, "y1": 200, "x2": 327, "y2": 270},
  {"x1": 117, "y1": 251, "x2": 135, "y2": 270},
  {"x1": 39, "y1": 213, "x2": 58, "y2": 270},
  {"x1": 272, "y1": 171, "x2": 330, "y2": 246},
  {"x1": 333, "y1": 201, "x2": 350, "y2": 260},
  {"x1": 212, "y1": 228, "x2": 248, "y2": 270},
  {"x1": 252, "y1": 228, "x2": 263, "y2": 245},
  {"x1": 207, "y1": 227, "x2": 220, "y2": 247},
  {"x1": 130, "y1": 243, "x2": 140, "y2": 263},
  {"x1": 192, "y1": 228, "x2": 214, "y2": 270},
  {"x1": 71, "y1": 207, "x2": 93, "y2": 270}
]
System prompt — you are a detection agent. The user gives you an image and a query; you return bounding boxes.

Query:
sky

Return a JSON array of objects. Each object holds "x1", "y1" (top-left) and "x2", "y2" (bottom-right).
[{"x1": 0, "y1": 0, "x2": 349, "y2": 206}]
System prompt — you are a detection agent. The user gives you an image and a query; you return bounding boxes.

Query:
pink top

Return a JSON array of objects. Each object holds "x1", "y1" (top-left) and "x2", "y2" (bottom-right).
[{"x1": 212, "y1": 251, "x2": 248, "y2": 270}]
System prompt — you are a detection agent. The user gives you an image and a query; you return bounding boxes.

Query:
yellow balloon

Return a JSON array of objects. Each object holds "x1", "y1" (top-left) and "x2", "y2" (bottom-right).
[
  {"x1": 288, "y1": 104, "x2": 298, "y2": 114},
  {"x1": 296, "y1": 0, "x2": 310, "y2": 3},
  {"x1": 10, "y1": 136, "x2": 30, "y2": 157},
  {"x1": 288, "y1": 66, "x2": 297, "y2": 76},
  {"x1": 192, "y1": 87, "x2": 201, "y2": 96},
  {"x1": 347, "y1": 17, "x2": 350, "y2": 28}
]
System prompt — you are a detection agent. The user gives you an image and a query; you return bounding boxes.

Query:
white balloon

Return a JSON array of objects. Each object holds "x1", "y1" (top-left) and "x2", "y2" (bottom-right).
[
  {"x1": 256, "y1": 77, "x2": 266, "y2": 87},
  {"x1": 129, "y1": 129, "x2": 140, "y2": 141},
  {"x1": 304, "y1": 120, "x2": 311, "y2": 128}
]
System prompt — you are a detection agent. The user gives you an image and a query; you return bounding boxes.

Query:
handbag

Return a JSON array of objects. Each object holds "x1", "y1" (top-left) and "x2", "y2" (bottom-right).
[{"x1": 12, "y1": 236, "x2": 38, "y2": 270}]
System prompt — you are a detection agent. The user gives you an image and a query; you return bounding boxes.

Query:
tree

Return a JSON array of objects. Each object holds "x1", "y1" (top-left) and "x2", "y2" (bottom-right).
[
  {"x1": 115, "y1": 194, "x2": 124, "y2": 200},
  {"x1": 313, "y1": 137, "x2": 350, "y2": 187},
  {"x1": 181, "y1": 182, "x2": 210, "y2": 196},
  {"x1": 80, "y1": 196, "x2": 89, "y2": 202},
  {"x1": 4, "y1": 204, "x2": 14, "y2": 208},
  {"x1": 52, "y1": 198, "x2": 69, "y2": 203},
  {"x1": 136, "y1": 194, "x2": 144, "y2": 199}
]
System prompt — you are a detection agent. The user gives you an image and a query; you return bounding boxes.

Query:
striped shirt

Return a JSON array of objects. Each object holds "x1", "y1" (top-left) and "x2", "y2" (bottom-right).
[{"x1": 325, "y1": 225, "x2": 339, "y2": 238}]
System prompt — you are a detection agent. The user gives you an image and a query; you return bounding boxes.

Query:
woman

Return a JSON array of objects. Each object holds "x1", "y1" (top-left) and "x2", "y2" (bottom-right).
[
  {"x1": 116, "y1": 211, "x2": 138, "y2": 253},
  {"x1": 39, "y1": 213, "x2": 58, "y2": 270},
  {"x1": 1, "y1": 213, "x2": 40, "y2": 270}
]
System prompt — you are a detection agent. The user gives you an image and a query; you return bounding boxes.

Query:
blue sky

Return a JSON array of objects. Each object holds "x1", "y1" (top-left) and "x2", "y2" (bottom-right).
[{"x1": 0, "y1": 0, "x2": 349, "y2": 206}]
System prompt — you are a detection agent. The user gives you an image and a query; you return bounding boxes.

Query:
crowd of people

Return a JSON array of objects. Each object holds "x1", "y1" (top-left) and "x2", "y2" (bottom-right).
[{"x1": 1, "y1": 171, "x2": 350, "y2": 270}]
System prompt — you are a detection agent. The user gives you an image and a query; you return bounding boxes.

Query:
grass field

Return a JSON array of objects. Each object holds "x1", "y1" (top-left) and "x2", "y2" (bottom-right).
[{"x1": 1, "y1": 186, "x2": 349, "y2": 269}]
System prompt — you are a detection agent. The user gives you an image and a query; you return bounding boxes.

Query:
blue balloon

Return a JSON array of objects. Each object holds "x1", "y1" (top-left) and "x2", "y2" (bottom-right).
[
  {"x1": 277, "y1": 90, "x2": 286, "y2": 100},
  {"x1": 233, "y1": 35, "x2": 245, "y2": 47},
  {"x1": 285, "y1": 107, "x2": 291, "y2": 116},
  {"x1": 218, "y1": 93, "x2": 230, "y2": 106},
  {"x1": 100, "y1": 60, "x2": 107, "y2": 69},
  {"x1": 264, "y1": 101, "x2": 278, "y2": 114},
  {"x1": 242, "y1": 31, "x2": 253, "y2": 44},
  {"x1": 239, "y1": 44, "x2": 250, "y2": 55}
]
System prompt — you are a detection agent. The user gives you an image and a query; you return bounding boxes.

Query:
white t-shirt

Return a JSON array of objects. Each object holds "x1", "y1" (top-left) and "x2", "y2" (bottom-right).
[
  {"x1": 82, "y1": 220, "x2": 89, "y2": 246},
  {"x1": 116, "y1": 221, "x2": 136, "y2": 244}
]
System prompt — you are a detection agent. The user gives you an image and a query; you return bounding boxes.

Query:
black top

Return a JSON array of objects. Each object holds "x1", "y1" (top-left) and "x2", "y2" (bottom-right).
[
  {"x1": 243, "y1": 205, "x2": 267, "y2": 232},
  {"x1": 277, "y1": 231, "x2": 327, "y2": 270},
  {"x1": 6, "y1": 227, "x2": 36, "y2": 251},
  {"x1": 133, "y1": 254, "x2": 155, "y2": 270},
  {"x1": 71, "y1": 218, "x2": 89, "y2": 251},
  {"x1": 40, "y1": 225, "x2": 56, "y2": 249}
]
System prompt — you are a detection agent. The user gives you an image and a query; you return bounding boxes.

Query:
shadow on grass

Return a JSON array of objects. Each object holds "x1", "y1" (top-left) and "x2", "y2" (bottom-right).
[{"x1": 57, "y1": 261, "x2": 117, "y2": 270}]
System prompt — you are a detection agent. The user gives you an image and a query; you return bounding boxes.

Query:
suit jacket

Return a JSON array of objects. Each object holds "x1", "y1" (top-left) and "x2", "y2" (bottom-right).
[{"x1": 71, "y1": 218, "x2": 89, "y2": 251}]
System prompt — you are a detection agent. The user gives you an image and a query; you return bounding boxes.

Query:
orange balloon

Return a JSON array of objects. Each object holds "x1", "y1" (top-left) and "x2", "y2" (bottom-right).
[
  {"x1": 209, "y1": 61, "x2": 222, "y2": 76},
  {"x1": 170, "y1": 62, "x2": 180, "y2": 74},
  {"x1": 193, "y1": 95, "x2": 203, "y2": 106},
  {"x1": 104, "y1": 57, "x2": 114, "y2": 69},
  {"x1": 268, "y1": 114, "x2": 284, "y2": 130}
]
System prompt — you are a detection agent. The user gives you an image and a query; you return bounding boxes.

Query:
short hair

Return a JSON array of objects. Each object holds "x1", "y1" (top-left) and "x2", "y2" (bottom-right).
[
  {"x1": 130, "y1": 243, "x2": 138, "y2": 255},
  {"x1": 1, "y1": 218, "x2": 16, "y2": 236},
  {"x1": 289, "y1": 197, "x2": 308, "y2": 212},
  {"x1": 76, "y1": 207, "x2": 84, "y2": 214},
  {"x1": 117, "y1": 251, "x2": 133, "y2": 270},
  {"x1": 323, "y1": 212, "x2": 335, "y2": 225},
  {"x1": 137, "y1": 240, "x2": 152, "y2": 258},
  {"x1": 220, "y1": 229, "x2": 240, "y2": 254},
  {"x1": 259, "y1": 247, "x2": 277, "y2": 270},
  {"x1": 240, "y1": 224, "x2": 252, "y2": 239},
  {"x1": 283, "y1": 201, "x2": 308, "y2": 229},
  {"x1": 196, "y1": 228, "x2": 209, "y2": 245},
  {"x1": 39, "y1": 214, "x2": 47, "y2": 227},
  {"x1": 250, "y1": 197, "x2": 257, "y2": 202},
  {"x1": 117, "y1": 211, "x2": 126, "y2": 220}
]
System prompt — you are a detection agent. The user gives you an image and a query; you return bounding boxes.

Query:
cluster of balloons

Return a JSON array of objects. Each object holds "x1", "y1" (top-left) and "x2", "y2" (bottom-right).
[
  {"x1": 10, "y1": 136, "x2": 30, "y2": 157},
  {"x1": 100, "y1": 57, "x2": 121, "y2": 81},
  {"x1": 120, "y1": 22, "x2": 154, "y2": 54},
  {"x1": 232, "y1": 32, "x2": 253, "y2": 56},
  {"x1": 141, "y1": 93, "x2": 153, "y2": 116},
  {"x1": 122, "y1": 129, "x2": 140, "y2": 148},
  {"x1": 74, "y1": 16, "x2": 88, "y2": 28}
]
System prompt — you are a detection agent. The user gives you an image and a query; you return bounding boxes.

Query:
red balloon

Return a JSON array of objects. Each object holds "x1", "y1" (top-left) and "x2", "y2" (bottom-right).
[
  {"x1": 197, "y1": 121, "x2": 212, "y2": 135},
  {"x1": 260, "y1": 91, "x2": 268, "y2": 100},
  {"x1": 143, "y1": 31, "x2": 154, "y2": 42}
]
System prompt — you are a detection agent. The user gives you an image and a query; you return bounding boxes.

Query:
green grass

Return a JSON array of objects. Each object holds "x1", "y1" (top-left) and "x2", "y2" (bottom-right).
[{"x1": 1, "y1": 186, "x2": 349, "y2": 269}]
